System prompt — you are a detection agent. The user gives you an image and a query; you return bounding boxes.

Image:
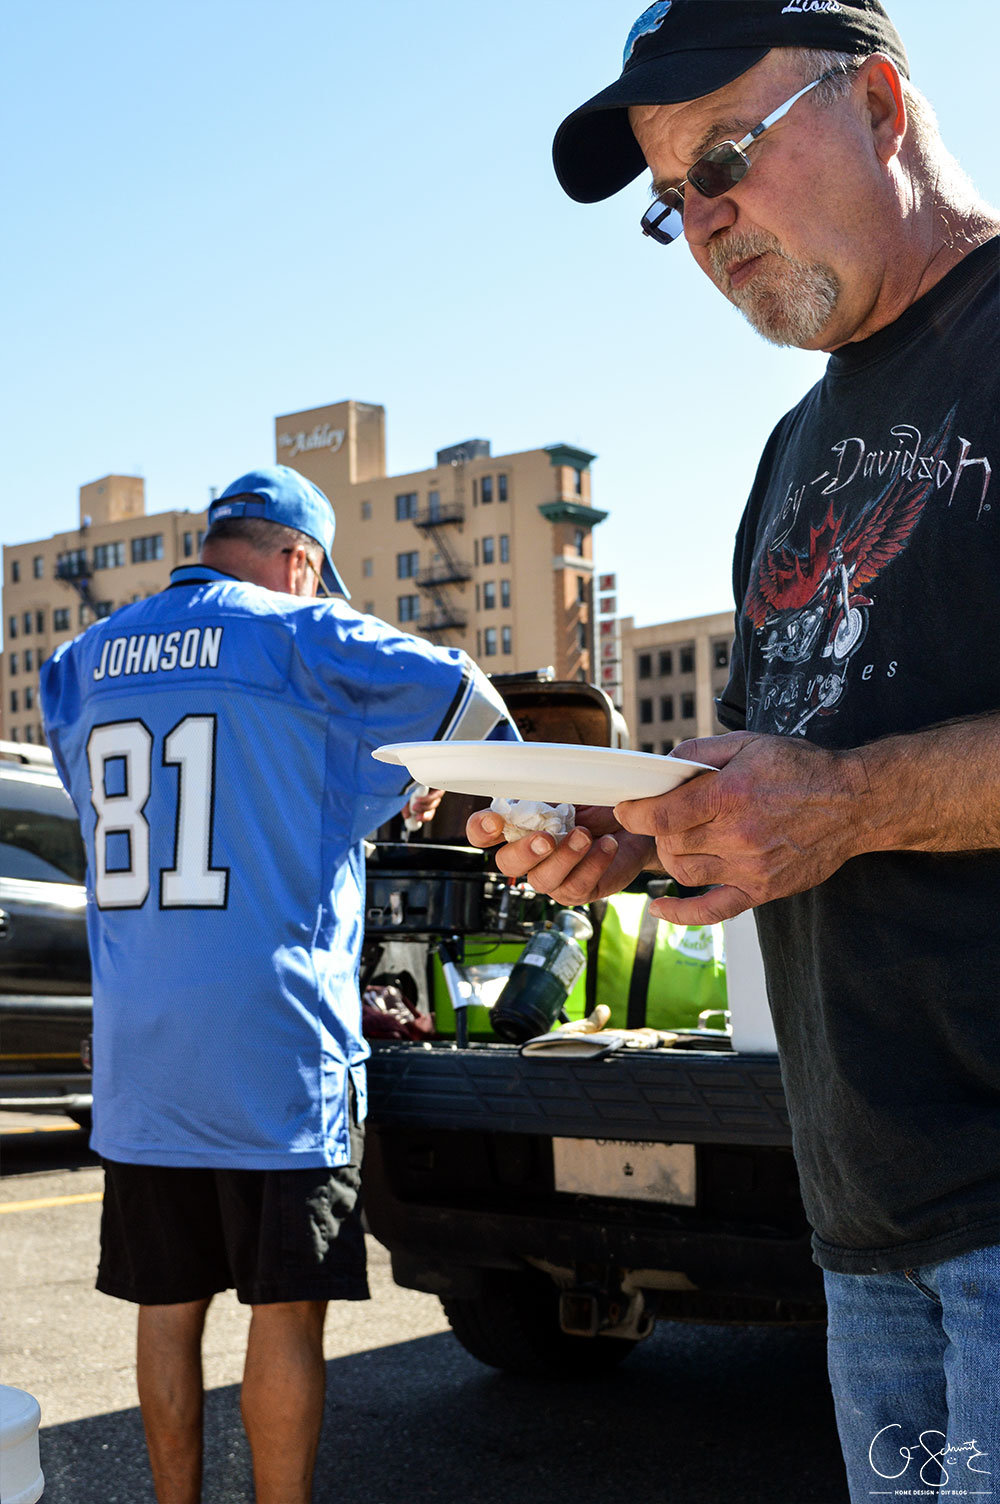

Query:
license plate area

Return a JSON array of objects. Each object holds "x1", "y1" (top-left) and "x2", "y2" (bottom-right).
[{"x1": 552, "y1": 1137, "x2": 696, "y2": 1205}]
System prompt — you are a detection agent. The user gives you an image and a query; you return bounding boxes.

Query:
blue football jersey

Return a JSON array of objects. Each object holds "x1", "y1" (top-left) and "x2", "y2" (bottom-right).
[{"x1": 40, "y1": 566, "x2": 518, "y2": 1169}]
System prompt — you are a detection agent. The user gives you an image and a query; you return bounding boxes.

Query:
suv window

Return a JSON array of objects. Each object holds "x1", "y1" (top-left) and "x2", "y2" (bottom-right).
[{"x1": 0, "y1": 771, "x2": 86, "y2": 885}]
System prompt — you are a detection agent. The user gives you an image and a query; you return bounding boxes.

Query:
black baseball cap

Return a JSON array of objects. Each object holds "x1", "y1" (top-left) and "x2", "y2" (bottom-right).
[{"x1": 553, "y1": 0, "x2": 909, "y2": 203}]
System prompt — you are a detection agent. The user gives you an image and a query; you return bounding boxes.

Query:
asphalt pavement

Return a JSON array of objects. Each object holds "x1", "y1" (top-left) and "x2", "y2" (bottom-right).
[{"x1": 2, "y1": 1112, "x2": 849, "y2": 1504}]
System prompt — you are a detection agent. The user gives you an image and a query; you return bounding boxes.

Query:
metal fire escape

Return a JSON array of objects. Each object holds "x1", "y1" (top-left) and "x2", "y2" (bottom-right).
[
  {"x1": 54, "y1": 551, "x2": 99, "y2": 623},
  {"x1": 414, "y1": 456, "x2": 472, "y2": 640}
]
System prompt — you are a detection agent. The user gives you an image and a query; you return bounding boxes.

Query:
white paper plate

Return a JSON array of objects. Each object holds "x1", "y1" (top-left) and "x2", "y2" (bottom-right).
[{"x1": 372, "y1": 740, "x2": 715, "y2": 806}]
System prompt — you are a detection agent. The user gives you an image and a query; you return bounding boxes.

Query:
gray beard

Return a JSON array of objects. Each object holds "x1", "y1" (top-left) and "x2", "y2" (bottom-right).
[{"x1": 708, "y1": 233, "x2": 840, "y2": 347}]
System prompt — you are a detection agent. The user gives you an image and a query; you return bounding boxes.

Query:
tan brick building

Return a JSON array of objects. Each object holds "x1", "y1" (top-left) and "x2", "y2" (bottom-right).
[
  {"x1": 1, "y1": 399, "x2": 607, "y2": 743},
  {"x1": 619, "y1": 610, "x2": 737, "y2": 751},
  {"x1": 1, "y1": 476, "x2": 208, "y2": 744},
  {"x1": 273, "y1": 399, "x2": 606, "y2": 679}
]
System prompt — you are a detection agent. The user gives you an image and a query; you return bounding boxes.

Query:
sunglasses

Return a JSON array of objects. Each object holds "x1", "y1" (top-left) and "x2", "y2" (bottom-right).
[
  {"x1": 281, "y1": 546, "x2": 331, "y2": 596},
  {"x1": 640, "y1": 68, "x2": 844, "y2": 246}
]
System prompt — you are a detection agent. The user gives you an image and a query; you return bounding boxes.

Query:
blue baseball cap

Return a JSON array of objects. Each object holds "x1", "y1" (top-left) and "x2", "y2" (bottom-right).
[{"x1": 209, "y1": 465, "x2": 350, "y2": 598}]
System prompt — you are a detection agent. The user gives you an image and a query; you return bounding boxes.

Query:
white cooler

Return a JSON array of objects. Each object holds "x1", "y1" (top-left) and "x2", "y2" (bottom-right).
[
  {"x1": 0, "y1": 1387, "x2": 44, "y2": 1504},
  {"x1": 722, "y1": 909, "x2": 777, "y2": 1054}
]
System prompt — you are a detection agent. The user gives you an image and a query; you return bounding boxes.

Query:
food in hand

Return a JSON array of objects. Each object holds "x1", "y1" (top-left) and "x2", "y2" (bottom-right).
[{"x1": 489, "y1": 797, "x2": 576, "y2": 843}]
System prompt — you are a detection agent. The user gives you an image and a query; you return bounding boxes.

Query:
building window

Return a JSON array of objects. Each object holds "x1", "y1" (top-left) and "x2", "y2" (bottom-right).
[
  {"x1": 482, "y1": 537, "x2": 495, "y2": 566},
  {"x1": 24, "y1": 687, "x2": 34, "y2": 711},
  {"x1": 641, "y1": 741, "x2": 654, "y2": 754},
  {"x1": 679, "y1": 645, "x2": 695, "y2": 674},
  {"x1": 33, "y1": 556, "x2": 44, "y2": 579},
  {"x1": 499, "y1": 534, "x2": 510, "y2": 563},
  {"x1": 638, "y1": 653, "x2": 652, "y2": 679},
  {"x1": 11, "y1": 560, "x2": 20, "y2": 583},
  {"x1": 24, "y1": 724, "x2": 34, "y2": 743},
  {"x1": 78, "y1": 603, "x2": 89, "y2": 626},
  {"x1": 396, "y1": 550, "x2": 419, "y2": 579},
  {"x1": 395, "y1": 493, "x2": 418, "y2": 522},
  {"x1": 498, "y1": 474, "x2": 508, "y2": 502},
  {"x1": 576, "y1": 576, "x2": 587, "y2": 605},
  {"x1": 483, "y1": 581, "x2": 496, "y2": 610},
  {"x1": 94, "y1": 601, "x2": 113, "y2": 619},
  {"x1": 427, "y1": 490, "x2": 441, "y2": 519},
  {"x1": 53, "y1": 607, "x2": 70, "y2": 632},
  {"x1": 481, "y1": 476, "x2": 493, "y2": 505},
  {"x1": 501, "y1": 579, "x2": 511, "y2": 608},
  {"x1": 35, "y1": 611, "x2": 43, "y2": 633},
  {"x1": 183, "y1": 532, "x2": 195, "y2": 557},
  {"x1": 661, "y1": 740, "x2": 675, "y2": 754},
  {"x1": 713, "y1": 640, "x2": 730, "y2": 668},
  {"x1": 8, "y1": 654, "x2": 17, "y2": 674},
  {"x1": 502, "y1": 625, "x2": 512, "y2": 655},
  {"x1": 361, "y1": 500, "x2": 372, "y2": 521},
  {"x1": 483, "y1": 627, "x2": 497, "y2": 657},
  {"x1": 56, "y1": 548, "x2": 88, "y2": 579},
  {"x1": 658, "y1": 649, "x2": 673, "y2": 676},
  {"x1": 131, "y1": 534, "x2": 164, "y2": 564},
  {"x1": 362, "y1": 558, "x2": 374, "y2": 578},
  {"x1": 574, "y1": 469, "x2": 583, "y2": 496},
  {"x1": 23, "y1": 612, "x2": 32, "y2": 635},
  {"x1": 660, "y1": 695, "x2": 674, "y2": 721},
  {"x1": 93, "y1": 541, "x2": 125, "y2": 570},
  {"x1": 574, "y1": 529, "x2": 585, "y2": 555},
  {"x1": 577, "y1": 622, "x2": 587, "y2": 651},
  {"x1": 10, "y1": 691, "x2": 18, "y2": 713},
  {"x1": 398, "y1": 594, "x2": 420, "y2": 623},
  {"x1": 681, "y1": 692, "x2": 696, "y2": 719},
  {"x1": 8, "y1": 616, "x2": 16, "y2": 639},
  {"x1": 639, "y1": 698, "x2": 653, "y2": 725},
  {"x1": 23, "y1": 650, "x2": 32, "y2": 672}
]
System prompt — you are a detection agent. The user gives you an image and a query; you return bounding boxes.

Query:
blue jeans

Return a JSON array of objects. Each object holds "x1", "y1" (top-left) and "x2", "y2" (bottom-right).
[{"x1": 825, "y1": 1244, "x2": 1000, "y2": 1503}]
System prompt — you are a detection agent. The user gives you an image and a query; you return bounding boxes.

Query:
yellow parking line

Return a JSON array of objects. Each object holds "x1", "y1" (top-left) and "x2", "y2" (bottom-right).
[
  {"x1": 1, "y1": 1123, "x2": 83, "y2": 1135},
  {"x1": 0, "y1": 1192, "x2": 103, "y2": 1213}
]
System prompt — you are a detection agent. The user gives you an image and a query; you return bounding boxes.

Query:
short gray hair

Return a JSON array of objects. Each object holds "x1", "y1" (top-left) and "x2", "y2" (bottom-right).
[
  {"x1": 204, "y1": 514, "x2": 324, "y2": 570},
  {"x1": 789, "y1": 47, "x2": 982, "y2": 221}
]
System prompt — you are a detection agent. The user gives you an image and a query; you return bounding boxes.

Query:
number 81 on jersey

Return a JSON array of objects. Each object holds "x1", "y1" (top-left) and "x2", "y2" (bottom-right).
[{"x1": 86, "y1": 716, "x2": 229, "y2": 910}]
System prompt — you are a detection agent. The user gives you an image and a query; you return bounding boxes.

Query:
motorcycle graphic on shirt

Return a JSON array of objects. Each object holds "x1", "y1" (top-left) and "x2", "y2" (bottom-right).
[{"x1": 743, "y1": 417, "x2": 955, "y2": 736}]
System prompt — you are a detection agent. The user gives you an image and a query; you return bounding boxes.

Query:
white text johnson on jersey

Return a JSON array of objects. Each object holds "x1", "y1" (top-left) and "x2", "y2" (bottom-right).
[{"x1": 92, "y1": 628, "x2": 223, "y2": 682}]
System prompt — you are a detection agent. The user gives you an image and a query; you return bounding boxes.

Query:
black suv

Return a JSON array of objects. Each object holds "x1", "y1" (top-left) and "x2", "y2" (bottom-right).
[{"x1": 0, "y1": 741, "x2": 92, "y2": 1120}]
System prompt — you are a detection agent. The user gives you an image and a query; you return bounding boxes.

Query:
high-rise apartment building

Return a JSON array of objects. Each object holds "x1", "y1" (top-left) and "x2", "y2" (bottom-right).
[
  {"x1": 273, "y1": 399, "x2": 606, "y2": 678},
  {"x1": 1, "y1": 399, "x2": 607, "y2": 743},
  {"x1": 619, "y1": 611, "x2": 736, "y2": 751},
  {"x1": 1, "y1": 476, "x2": 208, "y2": 744}
]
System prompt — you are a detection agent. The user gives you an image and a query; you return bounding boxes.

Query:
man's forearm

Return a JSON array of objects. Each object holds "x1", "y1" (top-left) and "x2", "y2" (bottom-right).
[{"x1": 850, "y1": 712, "x2": 1000, "y2": 856}]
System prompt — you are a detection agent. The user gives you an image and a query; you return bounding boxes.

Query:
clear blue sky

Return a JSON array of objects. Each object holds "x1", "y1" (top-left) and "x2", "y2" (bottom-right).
[{"x1": 3, "y1": 1, "x2": 996, "y2": 634}]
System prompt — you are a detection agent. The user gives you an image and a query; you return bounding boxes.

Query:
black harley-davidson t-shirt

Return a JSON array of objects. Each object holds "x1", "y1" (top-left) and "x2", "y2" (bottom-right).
[{"x1": 718, "y1": 237, "x2": 1000, "y2": 1273}]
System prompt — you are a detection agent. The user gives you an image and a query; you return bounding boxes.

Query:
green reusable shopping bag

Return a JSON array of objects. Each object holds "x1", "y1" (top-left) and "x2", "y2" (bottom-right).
[
  {"x1": 431, "y1": 896, "x2": 725, "y2": 1038},
  {"x1": 563, "y1": 894, "x2": 727, "y2": 1031}
]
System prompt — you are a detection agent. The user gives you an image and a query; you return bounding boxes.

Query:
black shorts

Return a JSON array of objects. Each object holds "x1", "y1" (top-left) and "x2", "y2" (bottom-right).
[{"x1": 97, "y1": 1115, "x2": 369, "y2": 1306}]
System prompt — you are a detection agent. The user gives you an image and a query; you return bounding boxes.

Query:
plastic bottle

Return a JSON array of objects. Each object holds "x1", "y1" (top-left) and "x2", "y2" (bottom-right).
[{"x1": 490, "y1": 910, "x2": 594, "y2": 1044}]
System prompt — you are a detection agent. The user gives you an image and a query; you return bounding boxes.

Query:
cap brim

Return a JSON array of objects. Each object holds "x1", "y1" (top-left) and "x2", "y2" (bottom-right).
[
  {"x1": 322, "y1": 557, "x2": 351, "y2": 599},
  {"x1": 553, "y1": 45, "x2": 770, "y2": 203}
]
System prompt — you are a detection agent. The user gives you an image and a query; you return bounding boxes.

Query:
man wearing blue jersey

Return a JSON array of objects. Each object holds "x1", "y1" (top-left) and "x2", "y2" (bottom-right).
[{"x1": 40, "y1": 465, "x2": 517, "y2": 1504}]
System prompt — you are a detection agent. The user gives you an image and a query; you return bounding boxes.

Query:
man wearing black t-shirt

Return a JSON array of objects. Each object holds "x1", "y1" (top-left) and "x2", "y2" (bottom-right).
[{"x1": 468, "y1": 3, "x2": 1000, "y2": 1498}]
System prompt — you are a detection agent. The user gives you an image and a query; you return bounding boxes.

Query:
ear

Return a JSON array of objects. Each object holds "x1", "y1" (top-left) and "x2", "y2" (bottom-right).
[
  {"x1": 278, "y1": 543, "x2": 309, "y2": 595},
  {"x1": 864, "y1": 57, "x2": 906, "y2": 166}
]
